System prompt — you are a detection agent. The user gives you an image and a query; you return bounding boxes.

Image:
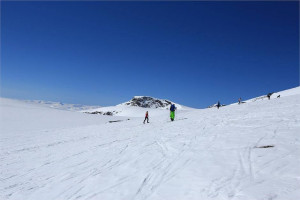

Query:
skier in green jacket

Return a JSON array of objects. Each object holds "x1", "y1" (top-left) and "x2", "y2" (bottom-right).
[{"x1": 170, "y1": 104, "x2": 176, "y2": 121}]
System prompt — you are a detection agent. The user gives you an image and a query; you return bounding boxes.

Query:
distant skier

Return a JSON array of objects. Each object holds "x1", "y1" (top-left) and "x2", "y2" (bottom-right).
[
  {"x1": 143, "y1": 111, "x2": 149, "y2": 124},
  {"x1": 170, "y1": 104, "x2": 176, "y2": 121},
  {"x1": 217, "y1": 101, "x2": 221, "y2": 109},
  {"x1": 267, "y1": 93, "x2": 273, "y2": 100},
  {"x1": 277, "y1": 95, "x2": 280, "y2": 98},
  {"x1": 238, "y1": 97, "x2": 241, "y2": 104}
]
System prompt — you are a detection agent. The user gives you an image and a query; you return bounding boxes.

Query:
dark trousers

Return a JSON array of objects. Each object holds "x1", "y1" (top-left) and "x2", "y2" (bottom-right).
[{"x1": 143, "y1": 117, "x2": 149, "y2": 123}]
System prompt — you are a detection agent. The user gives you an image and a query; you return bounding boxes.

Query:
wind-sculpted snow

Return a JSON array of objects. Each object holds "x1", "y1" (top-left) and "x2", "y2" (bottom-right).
[{"x1": 1, "y1": 88, "x2": 300, "y2": 200}]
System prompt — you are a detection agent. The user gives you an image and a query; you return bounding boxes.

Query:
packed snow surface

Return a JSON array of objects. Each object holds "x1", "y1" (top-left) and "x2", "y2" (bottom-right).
[{"x1": 1, "y1": 87, "x2": 300, "y2": 200}]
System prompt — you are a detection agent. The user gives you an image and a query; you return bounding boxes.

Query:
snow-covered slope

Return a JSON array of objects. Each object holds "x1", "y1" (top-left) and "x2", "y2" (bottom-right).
[
  {"x1": 24, "y1": 100, "x2": 100, "y2": 111},
  {"x1": 272, "y1": 86, "x2": 300, "y2": 97},
  {"x1": 244, "y1": 86, "x2": 300, "y2": 103},
  {"x1": 1, "y1": 88, "x2": 300, "y2": 200},
  {"x1": 0, "y1": 98, "x2": 123, "y2": 133}
]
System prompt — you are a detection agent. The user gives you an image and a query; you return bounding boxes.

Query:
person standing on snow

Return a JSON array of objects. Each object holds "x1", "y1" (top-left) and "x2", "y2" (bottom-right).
[
  {"x1": 238, "y1": 97, "x2": 241, "y2": 104},
  {"x1": 267, "y1": 93, "x2": 272, "y2": 100},
  {"x1": 143, "y1": 111, "x2": 149, "y2": 124},
  {"x1": 170, "y1": 104, "x2": 176, "y2": 121},
  {"x1": 217, "y1": 101, "x2": 221, "y2": 109}
]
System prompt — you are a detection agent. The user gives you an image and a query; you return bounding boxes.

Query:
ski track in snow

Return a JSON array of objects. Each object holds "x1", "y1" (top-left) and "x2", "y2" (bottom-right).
[{"x1": 1, "y1": 90, "x2": 300, "y2": 200}]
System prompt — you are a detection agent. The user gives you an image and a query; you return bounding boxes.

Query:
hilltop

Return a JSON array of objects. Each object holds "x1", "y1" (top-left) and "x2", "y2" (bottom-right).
[{"x1": 83, "y1": 96, "x2": 191, "y2": 117}]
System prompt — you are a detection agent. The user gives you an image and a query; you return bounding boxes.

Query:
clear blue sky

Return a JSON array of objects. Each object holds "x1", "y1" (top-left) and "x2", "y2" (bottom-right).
[{"x1": 1, "y1": 1, "x2": 299, "y2": 108}]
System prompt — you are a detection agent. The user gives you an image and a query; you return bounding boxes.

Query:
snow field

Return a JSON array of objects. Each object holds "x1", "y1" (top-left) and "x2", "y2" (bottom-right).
[{"x1": 1, "y1": 87, "x2": 300, "y2": 200}]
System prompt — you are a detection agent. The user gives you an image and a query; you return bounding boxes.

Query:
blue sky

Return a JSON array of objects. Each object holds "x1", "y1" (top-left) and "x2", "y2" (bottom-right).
[{"x1": 1, "y1": 1, "x2": 299, "y2": 108}]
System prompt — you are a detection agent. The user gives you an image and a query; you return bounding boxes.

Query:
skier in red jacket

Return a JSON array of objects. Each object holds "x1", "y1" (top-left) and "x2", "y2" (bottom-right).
[{"x1": 143, "y1": 111, "x2": 149, "y2": 124}]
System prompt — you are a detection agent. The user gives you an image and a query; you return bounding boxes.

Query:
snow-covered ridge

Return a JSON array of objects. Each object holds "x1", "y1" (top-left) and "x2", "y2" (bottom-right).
[{"x1": 244, "y1": 86, "x2": 300, "y2": 103}]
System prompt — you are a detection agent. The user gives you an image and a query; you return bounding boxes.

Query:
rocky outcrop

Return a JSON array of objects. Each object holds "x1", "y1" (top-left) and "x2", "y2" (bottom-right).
[
  {"x1": 84, "y1": 111, "x2": 116, "y2": 115},
  {"x1": 122, "y1": 96, "x2": 173, "y2": 108},
  {"x1": 208, "y1": 103, "x2": 226, "y2": 108}
]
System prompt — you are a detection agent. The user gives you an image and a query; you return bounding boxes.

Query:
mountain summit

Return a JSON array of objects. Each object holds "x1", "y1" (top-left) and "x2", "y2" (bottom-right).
[{"x1": 120, "y1": 96, "x2": 173, "y2": 108}]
